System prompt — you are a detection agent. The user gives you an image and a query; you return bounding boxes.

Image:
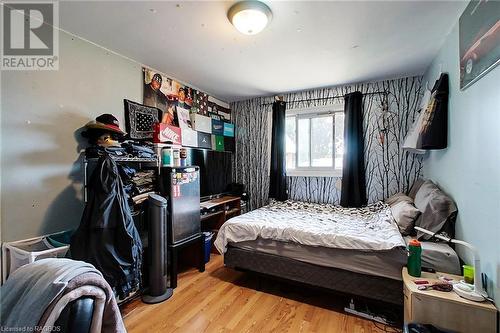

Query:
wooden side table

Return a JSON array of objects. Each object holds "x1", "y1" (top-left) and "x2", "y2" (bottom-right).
[
  {"x1": 200, "y1": 196, "x2": 241, "y2": 253},
  {"x1": 402, "y1": 267, "x2": 497, "y2": 333}
]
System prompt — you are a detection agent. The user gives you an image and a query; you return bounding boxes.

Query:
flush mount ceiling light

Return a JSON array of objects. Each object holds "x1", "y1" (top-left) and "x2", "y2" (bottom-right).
[{"x1": 228, "y1": 1, "x2": 272, "y2": 35}]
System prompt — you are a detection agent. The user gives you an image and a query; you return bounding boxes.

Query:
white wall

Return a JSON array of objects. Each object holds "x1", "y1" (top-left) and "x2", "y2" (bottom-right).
[
  {"x1": 423, "y1": 23, "x2": 500, "y2": 305},
  {"x1": 1, "y1": 32, "x2": 142, "y2": 241}
]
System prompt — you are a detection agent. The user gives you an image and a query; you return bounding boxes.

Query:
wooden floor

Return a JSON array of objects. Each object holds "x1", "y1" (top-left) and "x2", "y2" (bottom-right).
[{"x1": 122, "y1": 255, "x2": 400, "y2": 333}]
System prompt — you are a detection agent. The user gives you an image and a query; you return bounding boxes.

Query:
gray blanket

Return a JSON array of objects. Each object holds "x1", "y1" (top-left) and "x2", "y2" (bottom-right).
[
  {"x1": 215, "y1": 200, "x2": 406, "y2": 254},
  {"x1": 0, "y1": 258, "x2": 101, "y2": 330},
  {"x1": 38, "y1": 271, "x2": 126, "y2": 333}
]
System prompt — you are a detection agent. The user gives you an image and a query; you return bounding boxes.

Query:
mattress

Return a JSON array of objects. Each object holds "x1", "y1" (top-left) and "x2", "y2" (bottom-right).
[
  {"x1": 215, "y1": 200, "x2": 406, "y2": 254},
  {"x1": 229, "y1": 237, "x2": 460, "y2": 281}
]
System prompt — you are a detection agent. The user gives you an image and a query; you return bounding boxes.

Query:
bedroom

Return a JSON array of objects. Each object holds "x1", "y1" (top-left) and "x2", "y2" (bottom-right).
[{"x1": 0, "y1": 1, "x2": 499, "y2": 332}]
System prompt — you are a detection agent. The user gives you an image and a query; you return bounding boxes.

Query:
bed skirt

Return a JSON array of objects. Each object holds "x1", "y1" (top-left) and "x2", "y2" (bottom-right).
[{"x1": 224, "y1": 246, "x2": 403, "y2": 305}]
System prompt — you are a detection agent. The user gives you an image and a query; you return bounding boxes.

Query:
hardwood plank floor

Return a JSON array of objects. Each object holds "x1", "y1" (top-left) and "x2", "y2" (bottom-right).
[{"x1": 122, "y1": 255, "x2": 401, "y2": 333}]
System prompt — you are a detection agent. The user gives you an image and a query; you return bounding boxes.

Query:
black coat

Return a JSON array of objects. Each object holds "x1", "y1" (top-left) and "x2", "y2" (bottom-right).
[{"x1": 71, "y1": 155, "x2": 143, "y2": 298}]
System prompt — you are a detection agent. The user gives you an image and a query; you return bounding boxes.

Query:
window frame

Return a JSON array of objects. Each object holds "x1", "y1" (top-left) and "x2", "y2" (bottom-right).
[{"x1": 286, "y1": 104, "x2": 344, "y2": 177}]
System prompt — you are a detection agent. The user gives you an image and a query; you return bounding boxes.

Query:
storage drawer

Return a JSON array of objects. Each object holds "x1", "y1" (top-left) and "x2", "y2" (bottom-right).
[
  {"x1": 411, "y1": 293, "x2": 496, "y2": 333},
  {"x1": 403, "y1": 284, "x2": 411, "y2": 324}
]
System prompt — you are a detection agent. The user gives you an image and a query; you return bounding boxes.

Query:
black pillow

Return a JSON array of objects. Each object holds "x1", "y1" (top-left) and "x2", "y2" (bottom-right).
[{"x1": 123, "y1": 99, "x2": 162, "y2": 140}]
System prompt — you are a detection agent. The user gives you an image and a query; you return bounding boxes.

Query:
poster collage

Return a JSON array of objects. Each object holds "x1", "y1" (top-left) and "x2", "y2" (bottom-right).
[{"x1": 143, "y1": 68, "x2": 232, "y2": 130}]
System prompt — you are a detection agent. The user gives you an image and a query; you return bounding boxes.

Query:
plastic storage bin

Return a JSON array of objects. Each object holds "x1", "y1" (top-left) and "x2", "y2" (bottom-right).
[
  {"x1": 2, "y1": 235, "x2": 70, "y2": 282},
  {"x1": 203, "y1": 232, "x2": 215, "y2": 263},
  {"x1": 47, "y1": 230, "x2": 73, "y2": 248}
]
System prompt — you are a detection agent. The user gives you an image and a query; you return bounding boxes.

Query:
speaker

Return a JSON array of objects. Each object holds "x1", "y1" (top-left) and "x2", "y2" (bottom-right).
[
  {"x1": 226, "y1": 183, "x2": 247, "y2": 200},
  {"x1": 142, "y1": 194, "x2": 173, "y2": 304}
]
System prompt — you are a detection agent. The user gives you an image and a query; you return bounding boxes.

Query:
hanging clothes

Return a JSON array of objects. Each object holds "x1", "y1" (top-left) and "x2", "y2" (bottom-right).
[
  {"x1": 419, "y1": 73, "x2": 449, "y2": 149},
  {"x1": 403, "y1": 73, "x2": 449, "y2": 152},
  {"x1": 71, "y1": 154, "x2": 143, "y2": 299}
]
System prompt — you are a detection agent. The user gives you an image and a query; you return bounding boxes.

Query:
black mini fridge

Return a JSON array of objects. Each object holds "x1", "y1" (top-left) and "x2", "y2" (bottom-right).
[{"x1": 159, "y1": 166, "x2": 201, "y2": 245}]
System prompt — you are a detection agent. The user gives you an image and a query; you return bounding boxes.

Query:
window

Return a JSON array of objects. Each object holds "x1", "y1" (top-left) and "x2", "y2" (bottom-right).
[{"x1": 285, "y1": 105, "x2": 344, "y2": 177}]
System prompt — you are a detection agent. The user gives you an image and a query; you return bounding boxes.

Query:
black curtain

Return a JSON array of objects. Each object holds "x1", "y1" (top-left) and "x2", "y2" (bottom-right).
[
  {"x1": 340, "y1": 91, "x2": 367, "y2": 207},
  {"x1": 269, "y1": 101, "x2": 288, "y2": 201}
]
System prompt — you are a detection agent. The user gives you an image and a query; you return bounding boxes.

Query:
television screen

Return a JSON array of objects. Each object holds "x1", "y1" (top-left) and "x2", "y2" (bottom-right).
[{"x1": 186, "y1": 148, "x2": 232, "y2": 199}]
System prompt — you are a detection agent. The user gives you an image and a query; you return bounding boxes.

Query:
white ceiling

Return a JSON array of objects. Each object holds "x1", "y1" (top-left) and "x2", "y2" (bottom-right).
[{"x1": 59, "y1": 1, "x2": 467, "y2": 102}]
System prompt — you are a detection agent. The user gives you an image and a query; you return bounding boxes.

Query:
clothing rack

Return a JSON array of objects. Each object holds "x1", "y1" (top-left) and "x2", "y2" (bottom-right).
[
  {"x1": 83, "y1": 155, "x2": 159, "y2": 203},
  {"x1": 261, "y1": 91, "x2": 388, "y2": 106}
]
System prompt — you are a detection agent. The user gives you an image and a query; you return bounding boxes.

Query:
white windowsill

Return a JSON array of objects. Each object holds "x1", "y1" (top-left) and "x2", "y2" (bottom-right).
[{"x1": 286, "y1": 169, "x2": 342, "y2": 177}]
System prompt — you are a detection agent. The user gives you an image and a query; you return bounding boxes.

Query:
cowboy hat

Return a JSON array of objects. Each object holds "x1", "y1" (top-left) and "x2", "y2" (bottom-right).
[{"x1": 85, "y1": 114, "x2": 126, "y2": 135}]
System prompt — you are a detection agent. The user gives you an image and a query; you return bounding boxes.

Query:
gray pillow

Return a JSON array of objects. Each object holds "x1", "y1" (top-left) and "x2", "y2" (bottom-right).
[
  {"x1": 390, "y1": 201, "x2": 421, "y2": 235},
  {"x1": 414, "y1": 180, "x2": 457, "y2": 240},
  {"x1": 408, "y1": 178, "x2": 425, "y2": 200},
  {"x1": 386, "y1": 193, "x2": 413, "y2": 206}
]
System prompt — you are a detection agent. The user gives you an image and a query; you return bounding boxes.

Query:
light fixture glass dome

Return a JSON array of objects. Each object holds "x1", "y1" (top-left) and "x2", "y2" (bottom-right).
[{"x1": 228, "y1": 1, "x2": 272, "y2": 35}]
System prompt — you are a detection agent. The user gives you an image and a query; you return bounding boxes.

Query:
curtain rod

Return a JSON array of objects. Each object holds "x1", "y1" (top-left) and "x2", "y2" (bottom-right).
[{"x1": 261, "y1": 91, "x2": 388, "y2": 106}]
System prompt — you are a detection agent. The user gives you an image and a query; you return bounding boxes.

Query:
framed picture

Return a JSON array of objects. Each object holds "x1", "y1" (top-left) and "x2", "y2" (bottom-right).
[{"x1": 459, "y1": 0, "x2": 500, "y2": 90}]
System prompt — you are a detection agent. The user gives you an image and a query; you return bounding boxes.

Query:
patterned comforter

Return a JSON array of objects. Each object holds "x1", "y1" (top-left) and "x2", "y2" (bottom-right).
[{"x1": 214, "y1": 200, "x2": 406, "y2": 253}]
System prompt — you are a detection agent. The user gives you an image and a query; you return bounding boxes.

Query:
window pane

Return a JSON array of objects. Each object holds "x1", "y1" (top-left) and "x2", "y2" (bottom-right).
[
  {"x1": 297, "y1": 118, "x2": 310, "y2": 167},
  {"x1": 285, "y1": 117, "x2": 296, "y2": 169},
  {"x1": 335, "y1": 113, "x2": 344, "y2": 169},
  {"x1": 311, "y1": 116, "x2": 333, "y2": 167}
]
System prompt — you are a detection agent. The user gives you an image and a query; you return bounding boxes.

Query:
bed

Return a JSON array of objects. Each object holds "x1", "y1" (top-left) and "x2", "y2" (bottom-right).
[{"x1": 214, "y1": 197, "x2": 460, "y2": 305}]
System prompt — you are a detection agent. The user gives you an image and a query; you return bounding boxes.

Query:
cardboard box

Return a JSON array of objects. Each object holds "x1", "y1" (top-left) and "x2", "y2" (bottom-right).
[
  {"x1": 223, "y1": 123, "x2": 235, "y2": 137},
  {"x1": 155, "y1": 124, "x2": 182, "y2": 145},
  {"x1": 211, "y1": 119, "x2": 224, "y2": 136},
  {"x1": 190, "y1": 114, "x2": 212, "y2": 133},
  {"x1": 197, "y1": 132, "x2": 212, "y2": 149},
  {"x1": 212, "y1": 135, "x2": 225, "y2": 151},
  {"x1": 181, "y1": 128, "x2": 198, "y2": 147},
  {"x1": 224, "y1": 137, "x2": 235, "y2": 152},
  {"x1": 177, "y1": 108, "x2": 198, "y2": 147}
]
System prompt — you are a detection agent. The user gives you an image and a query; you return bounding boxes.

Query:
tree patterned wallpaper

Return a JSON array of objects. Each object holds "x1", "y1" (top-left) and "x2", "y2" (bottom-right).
[{"x1": 231, "y1": 76, "x2": 424, "y2": 211}]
